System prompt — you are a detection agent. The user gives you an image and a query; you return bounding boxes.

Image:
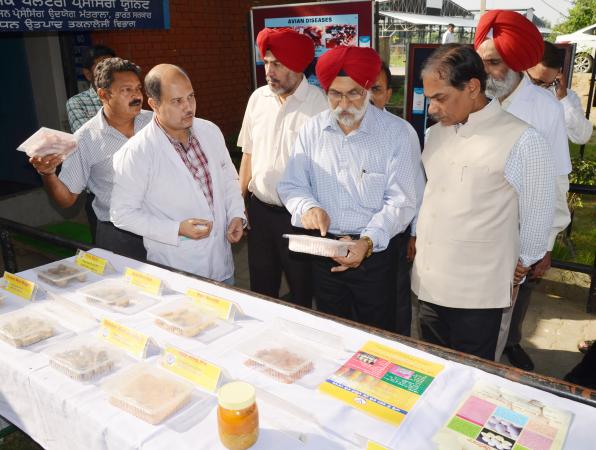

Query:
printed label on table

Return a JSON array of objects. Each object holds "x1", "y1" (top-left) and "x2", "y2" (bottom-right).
[
  {"x1": 100, "y1": 318, "x2": 149, "y2": 358},
  {"x1": 162, "y1": 346, "x2": 222, "y2": 392},
  {"x1": 75, "y1": 251, "x2": 108, "y2": 275},
  {"x1": 186, "y1": 288, "x2": 234, "y2": 320},
  {"x1": 2, "y1": 272, "x2": 36, "y2": 300},
  {"x1": 124, "y1": 268, "x2": 162, "y2": 295},
  {"x1": 366, "y1": 441, "x2": 389, "y2": 450}
]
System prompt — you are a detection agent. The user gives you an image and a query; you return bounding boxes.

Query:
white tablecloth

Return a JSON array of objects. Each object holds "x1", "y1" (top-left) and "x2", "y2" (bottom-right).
[{"x1": 0, "y1": 248, "x2": 594, "y2": 450}]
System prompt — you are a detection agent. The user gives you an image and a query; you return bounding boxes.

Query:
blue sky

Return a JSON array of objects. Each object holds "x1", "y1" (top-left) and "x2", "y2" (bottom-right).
[{"x1": 454, "y1": 0, "x2": 573, "y2": 26}]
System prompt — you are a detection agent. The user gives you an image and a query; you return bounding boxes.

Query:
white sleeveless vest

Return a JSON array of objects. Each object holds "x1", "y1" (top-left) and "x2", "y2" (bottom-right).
[{"x1": 412, "y1": 100, "x2": 529, "y2": 309}]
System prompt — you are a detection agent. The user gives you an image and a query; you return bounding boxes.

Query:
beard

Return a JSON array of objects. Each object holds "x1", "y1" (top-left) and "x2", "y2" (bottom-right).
[
  {"x1": 330, "y1": 92, "x2": 370, "y2": 129},
  {"x1": 267, "y1": 71, "x2": 301, "y2": 96},
  {"x1": 486, "y1": 69, "x2": 520, "y2": 99}
]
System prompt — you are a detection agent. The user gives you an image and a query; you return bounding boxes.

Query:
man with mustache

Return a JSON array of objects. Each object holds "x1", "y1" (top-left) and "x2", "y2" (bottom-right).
[
  {"x1": 238, "y1": 28, "x2": 327, "y2": 306},
  {"x1": 29, "y1": 57, "x2": 149, "y2": 259},
  {"x1": 278, "y1": 46, "x2": 420, "y2": 331},
  {"x1": 110, "y1": 64, "x2": 246, "y2": 283},
  {"x1": 475, "y1": 11, "x2": 571, "y2": 369},
  {"x1": 412, "y1": 44, "x2": 555, "y2": 360}
]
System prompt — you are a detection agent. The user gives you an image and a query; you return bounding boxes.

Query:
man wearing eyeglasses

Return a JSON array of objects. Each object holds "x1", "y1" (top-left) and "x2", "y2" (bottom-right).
[
  {"x1": 475, "y1": 11, "x2": 570, "y2": 370},
  {"x1": 238, "y1": 28, "x2": 327, "y2": 306},
  {"x1": 278, "y1": 47, "x2": 420, "y2": 331},
  {"x1": 28, "y1": 57, "x2": 150, "y2": 260},
  {"x1": 527, "y1": 41, "x2": 593, "y2": 145}
]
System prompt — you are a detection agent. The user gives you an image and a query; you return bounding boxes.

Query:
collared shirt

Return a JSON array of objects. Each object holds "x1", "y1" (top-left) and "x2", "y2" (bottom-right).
[
  {"x1": 559, "y1": 88, "x2": 593, "y2": 145},
  {"x1": 237, "y1": 75, "x2": 328, "y2": 206},
  {"x1": 59, "y1": 108, "x2": 153, "y2": 221},
  {"x1": 454, "y1": 99, "x2": 555, "y2": 266},
  {"x1": 66, "y1": 87, "x2": 102, "y2": 132},
  {"x1": 278, "y1": 105, "x2": 419, "y2": 252},
  {"x1": 442, "y1": 30, "x2": 455, "y2": 44},
  {"x1": 154, "y1": 118, "x2": 214, "y2": 210}
]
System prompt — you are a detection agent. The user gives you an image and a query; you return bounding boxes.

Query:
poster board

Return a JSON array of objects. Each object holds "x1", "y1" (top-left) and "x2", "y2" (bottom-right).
[{"x1": 250, "y1": 0, "x2": 374, "y2": 89}]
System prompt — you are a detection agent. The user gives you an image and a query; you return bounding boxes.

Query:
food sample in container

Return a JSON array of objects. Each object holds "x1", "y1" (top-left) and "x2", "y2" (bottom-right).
[
  {"x1": 283, "y1": 234, "x2": 355, "y2": 257},
  {"x1": 218, "y1": 381, "x2": 259, "y2": 450},
  {"x1": 78, "y1": 280, "x2": 157, "y2": 314},
  {"x1": 0, "y1": 311, "x2": 55, "y2": 348},
  {"x1": 244, "y1": 347, "x2": 314, "y2": 384},
  {"x1": 48, "y1": 339, "x2": 118, "y2": 382},
  {"x1": 152, "y1": 300, "x2": 218, "y2": 337},
  {"x1": 37, "y1": 262, "x2": 88, "y2": 287},
  {"x1": 103, "y1": 364, "x2": 192, "y2": 425}
]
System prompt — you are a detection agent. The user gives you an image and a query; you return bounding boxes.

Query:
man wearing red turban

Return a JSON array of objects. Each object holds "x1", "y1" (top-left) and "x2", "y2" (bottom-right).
[
  {"x1": 237, "y1": 28, "x2": 327, "y2": 308},
  {"x1": 475, "y1": 11, "x2": 570, "y2": 370},
  {"x1": 278, "y1": 46, "x2": 422, "y2": 333}
]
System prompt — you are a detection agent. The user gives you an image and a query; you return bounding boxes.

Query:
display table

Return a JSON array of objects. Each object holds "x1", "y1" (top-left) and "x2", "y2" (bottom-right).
[{"x1": 0, "y1": 248, "x2": 594, "y2": 450}]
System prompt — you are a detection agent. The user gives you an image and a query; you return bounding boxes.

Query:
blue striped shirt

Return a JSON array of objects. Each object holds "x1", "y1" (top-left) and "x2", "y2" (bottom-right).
[{"x1": 278, "y1": 105, "x2": 420, "y2": 252}]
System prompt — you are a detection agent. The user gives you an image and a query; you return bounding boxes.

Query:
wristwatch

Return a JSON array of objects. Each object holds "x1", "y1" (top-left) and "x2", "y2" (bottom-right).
[{"x1": 360, "y1": 236, "x2": 373, "y2": 258}]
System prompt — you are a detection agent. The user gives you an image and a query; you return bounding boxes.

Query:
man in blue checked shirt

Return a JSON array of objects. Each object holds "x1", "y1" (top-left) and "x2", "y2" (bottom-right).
[{"x1": 278, "y1": 47, "x2": 421, "y2": 331}]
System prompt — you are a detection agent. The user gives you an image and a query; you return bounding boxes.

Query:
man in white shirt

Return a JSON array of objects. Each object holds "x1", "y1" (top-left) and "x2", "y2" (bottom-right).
[
  {"x1": 279, "y1": 46, "x2": 419, "y2": 331},
  {"x1": 111, "y1": 64, "x2": 245, "y2": 283},
  {"x1": 442, "y1": 24, "x2": 456, "y2": 44},
  {"x1": 527, "y1": 41, "x2": 593, "y2": 145},
  {"x1": 238, "y1": 28, "x2": 327, "y2": 306},
  {"x1": 412, "y1": 44, "x2": 555, "y2": 360},
  {"x1": 370, "y1": 62, "x2": 425, "y2": 335},
  {"x1": 475, "y1": 10, "x2": 571, "y2": 369}
]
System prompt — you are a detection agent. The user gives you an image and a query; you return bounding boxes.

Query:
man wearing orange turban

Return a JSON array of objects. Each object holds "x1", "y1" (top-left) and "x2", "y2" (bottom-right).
[
  {"x1": 475, "y1": 11, "x2": 570, "y2": 370},
  {"x1": 238, "y1": 28, "x2": 327, "y2": 308},
  {"x1": 278, "y1": 46, "x2": 422, "y2": 332}
]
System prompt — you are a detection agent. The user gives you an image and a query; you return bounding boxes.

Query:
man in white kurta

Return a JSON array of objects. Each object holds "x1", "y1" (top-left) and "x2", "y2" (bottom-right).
[
  {"x1": 411, "y1": 44, "x2": 555, "y2": 361},
  {"x1": 111, "y1": 64, "x2": 245, "y2": 283},
  {"x1": 475, "y1": 11, "x2": 572, "y2": 369}
]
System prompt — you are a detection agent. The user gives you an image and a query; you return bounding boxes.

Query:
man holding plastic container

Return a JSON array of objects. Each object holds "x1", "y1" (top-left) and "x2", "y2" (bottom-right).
[{"x1": 278, "y1": 46, "x2": 419, "y2": 331}]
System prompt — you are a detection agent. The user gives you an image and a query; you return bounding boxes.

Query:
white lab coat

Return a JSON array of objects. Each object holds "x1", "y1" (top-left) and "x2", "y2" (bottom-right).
[{"x1": 111, "y1": 117, "x2": 245, "y2": 281}]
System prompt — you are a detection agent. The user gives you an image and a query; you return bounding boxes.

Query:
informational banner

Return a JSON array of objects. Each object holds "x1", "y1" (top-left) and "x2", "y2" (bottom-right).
[
  {"x1": 250, "y1": 0, "x2": 374, "y2": 89},
  {"x1": 0, "y1": 0, "x2": 170, "y2": 33}
]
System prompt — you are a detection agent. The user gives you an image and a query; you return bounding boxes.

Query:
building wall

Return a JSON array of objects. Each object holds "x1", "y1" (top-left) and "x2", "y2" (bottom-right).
[{"x1": 91, "y1": 0, "x2": 315, "y2": 140}]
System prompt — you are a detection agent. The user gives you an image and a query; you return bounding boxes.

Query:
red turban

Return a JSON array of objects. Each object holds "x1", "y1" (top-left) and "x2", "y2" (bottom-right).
[
  {"x1": 256, "y1": 27, "x2": 315, "y2": 73},
  {"x1": 315, "y1": 46, "x2": 381, "y2": 91},
  {"x1": 474, "y1": 10, "x2": 544, "y2": 72}
]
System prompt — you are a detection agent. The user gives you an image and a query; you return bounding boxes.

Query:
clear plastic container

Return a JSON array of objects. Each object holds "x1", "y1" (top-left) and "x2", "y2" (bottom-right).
[
  {"x1": 103, "y1": 363, "x2": 193, "y2": 425},
  {"x1": 0, "y1": 309, "x2": 56, "y2": 348},
  {"x1": 36, "y1": 262, "x2": 88, "y2": 288},
  {"x1": 283, "y1": 234, "x2": 355, "y2": 257},
  {"x1": 47, "y1": 336, "x2": 122, "y2": 382},
  {"x1": 17, "y1": 127, "x2": 77, "y2": 158},
  {"x1": 78, "y1": 279, "x2": 157, "y2": 315},
  {"x1": 150, "y1": 299, "x2": 218, "y2": 337},
  {"x1": 238, "y1": 330, "x2": 317, "y2": 384}
]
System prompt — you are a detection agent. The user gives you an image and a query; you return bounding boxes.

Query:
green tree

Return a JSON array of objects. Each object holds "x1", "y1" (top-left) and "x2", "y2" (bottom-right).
[{"x1": 554, "y1": 0, "x2": 596, "y2": 34}]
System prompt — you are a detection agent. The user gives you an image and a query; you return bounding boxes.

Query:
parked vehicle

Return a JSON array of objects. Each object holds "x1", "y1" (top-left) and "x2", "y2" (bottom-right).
[{"x1": 556, "y1": 23, "x2": 596, "y2": 73}]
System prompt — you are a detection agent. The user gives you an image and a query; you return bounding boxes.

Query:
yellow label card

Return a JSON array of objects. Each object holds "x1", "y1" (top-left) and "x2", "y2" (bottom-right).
[
  {"x1": 3, "y1": 272, "x2": 36, "y2": 300},
  {"x1": 366, "y1": 441, "x2": 389, "y2": 450},
  {"x1": 75, "y1": 251, "x2": 108, "y2": 275},
  {"x1": 100, "y1": 319, "x2": 148, "y2": 358},
  {"x1": 186, "y1": 288, "x2": 234, "y2": 320},
  {"x1": 124, "y1": 268, "x2": 162, "y2": 295},
  {"x1": 162, "y1": 346, "x2": 222, "y2": 392}
]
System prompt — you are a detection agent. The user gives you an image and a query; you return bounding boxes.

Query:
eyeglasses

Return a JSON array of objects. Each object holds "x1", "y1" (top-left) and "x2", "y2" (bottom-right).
[
  {"x1": 327, "y1": 89, "x2": 366, "y2": 102},
  {"x1": 525, "y1": 71, "x2": 558, "y2": 89}
]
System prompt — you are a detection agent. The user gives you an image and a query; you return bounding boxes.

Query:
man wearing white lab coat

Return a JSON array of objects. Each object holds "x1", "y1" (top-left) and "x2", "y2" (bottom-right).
[{"x1": 111, "y1": 64, "x2": 245, "y2": 283}]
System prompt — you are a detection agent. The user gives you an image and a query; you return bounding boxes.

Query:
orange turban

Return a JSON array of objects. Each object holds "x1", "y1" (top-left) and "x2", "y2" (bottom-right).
[
  {"x1": 315, "y1": 46, "x2": 381, "y2": 91},
  {"x1": 474, "y1": 10, "x2": 544, "y2": 72},
  {"x1": 256, "y1": 27, "x2": 315, "y2": 73}
]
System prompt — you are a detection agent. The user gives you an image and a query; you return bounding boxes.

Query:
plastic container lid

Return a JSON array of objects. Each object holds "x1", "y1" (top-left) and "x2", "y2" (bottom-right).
[
  {"x1": 0, "y1": 309, "x2": 56, "y2": 348},
  {"x1": 17, "y1": 127, "x2": 77, "y2": 158},
  {"x1": 283, "y1": 234, "x2": 355, "y2": 257},
  {"x1": 218, "y1": 381, "x2": 256, "y2": 411},
  {"x1": 78, "y1": 279, "x2": 157, "y2": 315},
  {"x1": 150, "y1": 299, "x2": 218, "y2": 337},
  {"x1": 36, "y1": 262, "x2": 88, "y2": 287}
]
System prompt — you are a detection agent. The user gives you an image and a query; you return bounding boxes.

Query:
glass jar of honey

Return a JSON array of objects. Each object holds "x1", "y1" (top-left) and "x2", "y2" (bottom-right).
[{"x1": 217, "y1": 381, "x2": 259, "y2": 450}]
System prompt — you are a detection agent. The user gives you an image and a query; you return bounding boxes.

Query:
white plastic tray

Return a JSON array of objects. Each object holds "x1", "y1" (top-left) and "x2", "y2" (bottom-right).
[
  {"x1": 283, "y1": 234, "x2": 355, "y2": 257},
  {"x1": 78, "y1": 279, "x2": 158, "y2": 315},
  {"x1": 17, "y1": 127, "x2": 77, "y2": 158},
  {"x1": 149, "y1": 299, "x2": 218, "y2": 337}
]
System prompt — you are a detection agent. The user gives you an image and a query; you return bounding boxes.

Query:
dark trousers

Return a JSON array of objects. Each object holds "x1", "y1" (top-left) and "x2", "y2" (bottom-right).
[
  {"x1": 395, "y1": 229, "x2": 412, "y2": 336},
  {"x1": 85, "y1": 192, "x2": 98, "y2": 244},
  {"x1": 312, "y1": 234, "x2": 399, "y2": 331},
  {"x1": 506, "y1": 279, "x2": 535, "y2": 347},
  {"x1": 96, "y1": 221, "x2": 146, "y2": 261},
  {"x1": 247, "y1": 195, "x2": 313, "y2": 308},
  {"x1": 419, "y1": 300, "x2": 503, "y2": 360}
]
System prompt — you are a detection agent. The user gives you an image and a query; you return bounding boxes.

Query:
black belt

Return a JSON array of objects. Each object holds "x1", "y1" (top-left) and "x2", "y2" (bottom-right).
[
  {"x1": 252, "y1": 195, "x2": 287, "y2": 212},
  {"x1": 326, "y1": 232, "x2": 360, "y2": 240}
]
